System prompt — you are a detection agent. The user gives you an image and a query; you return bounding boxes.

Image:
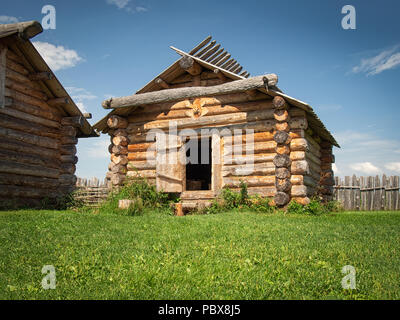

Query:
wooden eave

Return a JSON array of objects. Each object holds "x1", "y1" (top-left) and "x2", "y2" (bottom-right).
[{"x1": 0, "y1": 21, "x2": 98, "y2": 138}]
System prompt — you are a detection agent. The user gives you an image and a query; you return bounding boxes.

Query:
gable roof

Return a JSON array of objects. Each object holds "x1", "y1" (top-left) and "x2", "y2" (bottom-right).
[
  {"x1": 93, "y1": 37, "x2": 338, "y2": 147},
  {"x1": 0, "y1": 21, "x2": 97, "y2": 138}
]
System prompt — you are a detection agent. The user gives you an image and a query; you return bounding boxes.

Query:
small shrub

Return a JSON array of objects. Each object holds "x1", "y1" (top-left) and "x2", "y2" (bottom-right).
[
  {"x1": 287, "y1": 198, "x2": 336, "y2": 215},
  {"x1": 98, "y1": 177, "x2": 172, "y2": 215}
]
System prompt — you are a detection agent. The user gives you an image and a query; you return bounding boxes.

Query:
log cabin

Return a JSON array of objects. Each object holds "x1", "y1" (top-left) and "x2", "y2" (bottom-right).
[
  {"x1": 94, "y1": 36, "x2": 339, "y2": 211},
  {"x1": 0, "y1": 21, "x2": 97, "y2": 208}
]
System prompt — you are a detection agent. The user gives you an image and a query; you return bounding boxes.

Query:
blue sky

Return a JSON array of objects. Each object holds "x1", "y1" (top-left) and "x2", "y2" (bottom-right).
[{"x1": 1, "y1": 0, "x2": 400, "y2": 179}]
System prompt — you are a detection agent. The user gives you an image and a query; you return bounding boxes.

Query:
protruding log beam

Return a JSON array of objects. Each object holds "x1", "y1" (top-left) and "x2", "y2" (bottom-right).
[
  {"x1": 112, "y1": 135, "x2": 128, "y2": 146},
  {"x1": 60, "y1": 145, "x2": 77, "y2": 155},
  {"x1": 47, "y1": 97, "x2": 70, "y2": 106},
  {"x1": 59, "y1": 174, "x2": 77, "y2": 186},
  {"x1": 111, "y1": 154, "x2": 128, "y2": 165},
  {"x1": 60, "y1": 136, "x2": 78, "y2": 145},
  {"x1": 111, "y1": 173, "x2": 125, "y2": 186},
  {"x1": 107, "y1": 115, "x2": 128, "y2": 129},
  {"x1": 102, "y1": 74, "x2": 278, "y2": 109},
  {"x1": 28, "y1": 72, "x2": 53, "y2": 81},
  {"x1": 272, "y1": 96, "x2": 288, "y2": 110},
  {"x1": 179, "y1": 56, "x2": 202, "y2": 76},
  {"x1": 61, "y1": 116, "x2": 84, "y2": 128},
  {"x1": 110, "y1": 145, "x2": 128, "y2": 155},
  {"x1": 154, "y1": 77, "x2": 170, "y2": 89},
  {"x1": 274, "y1": 192, "x2": 290, "y2": 206},
  {"x1": 61, "y1": 126, "x2": 77, "y2": 137},
  {"x1": 83, "y1": 113, "x2": 92, "y2": 119},
  {"x1": 273, "y1": 154, "x2": 291, "y2": 168}
]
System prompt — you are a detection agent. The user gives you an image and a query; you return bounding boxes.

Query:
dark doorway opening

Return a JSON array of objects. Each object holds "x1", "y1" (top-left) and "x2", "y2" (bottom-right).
[{"x1": 185, "y1": 137, "x2": 212, "y2": 191}]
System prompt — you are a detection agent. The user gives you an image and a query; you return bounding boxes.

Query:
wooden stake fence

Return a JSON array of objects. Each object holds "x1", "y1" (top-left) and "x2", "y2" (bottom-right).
[
  {"x1": 334, "y1": 175, "x2": 399, "y2": 211},
  {"x1": 74, "y1": 177, "x2": 109, "y2": 206}
]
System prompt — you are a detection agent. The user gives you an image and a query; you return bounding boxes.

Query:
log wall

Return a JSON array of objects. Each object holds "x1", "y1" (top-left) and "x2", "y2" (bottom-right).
[
  {"x1": 0, "y1": 42, "x2": 78, "y2": 208},
  {"x1": 104, "y1": 69, "x2": 335, "y2": 206}
]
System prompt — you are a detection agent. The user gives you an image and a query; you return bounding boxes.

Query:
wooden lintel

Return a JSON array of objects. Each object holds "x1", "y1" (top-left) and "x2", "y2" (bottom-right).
[
  {"x1": 61, "y1": 116, "x2": 84, "y2": 128},
  {"x1": 179, "y1": 56, "x2": 202, "y2": 76},
  {"x1": 28, "y1": 72, "x2": 53, "y2": 81},
  {"x1": 47, "y1": 97, "x2": 70, "y2": 106},
  {"x1": 102, "y1": 74, "x2": 278, "y2": 109},
  {"x1": 155, "y1": 77, "x2": 170, "y2": 89}
]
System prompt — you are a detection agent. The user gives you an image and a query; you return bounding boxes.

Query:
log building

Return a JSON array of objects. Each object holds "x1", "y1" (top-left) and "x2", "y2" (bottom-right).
[
  {"x1": 94, "y1": 37, "x2": 339, "y2": 210},
  {"x1": 0, "y1": 21, "x2": 97, "y2": 208}
]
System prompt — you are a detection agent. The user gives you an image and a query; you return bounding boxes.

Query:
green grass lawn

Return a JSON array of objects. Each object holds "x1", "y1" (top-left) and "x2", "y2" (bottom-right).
[{"x1": 0, "y1": 209, "x2": 399, "y2": 299}]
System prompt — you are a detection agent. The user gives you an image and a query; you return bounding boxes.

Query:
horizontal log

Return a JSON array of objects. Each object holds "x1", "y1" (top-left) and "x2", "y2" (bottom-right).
[
  {"x1": 61, "y1": 126, "x2": 77, "y2": 137},
  {"x1": 0, "y1": 126, "x2": 59, "y2": 149},
  {"x1": 113, "y1": 129, "x2": 128, "y2": 137},
  {"x1": 0, "y1": 148, "x2": 60, "y2": 169},
  {"x1": 127, "y1": 99, "x2": 274, "y2": 123},
  {"x1": 230, "y1": 186, "x2": 276, "y2": 197},
  {"x1": 61, "y1": 116, "x2": 84, "y2": 127},
  {"x1": 28, "y1": 72, "x2": 53, "y2": 81},
  {"x1": 0, "y1": 113, "x2": 60, "y2": 139},
  {"x1": 223, "y1": 131, "x2": 274, "y2": 144},
  {"x1": 127, "y1": 160, "x2": 156, "y2": 170},
  {"x1": 128, "y1": 109, "x2": 276, "y2": 132},
  {"x1": 60, "y1": 163, "x2": 76, "y2": 175},
  {"x1": 223, "y1": 140, "x2": 276, "y2": 156},
  {"x1": 60, "y1": 136, "x2": 78, "y2": 145},
  {"x1": 107, "y1": 115, "x2": 128, "y2": 129},
  {"x1": 0, "y1": 172, "x2": 60, "y2": 189},
  {"x1": 289, "y1": 117, "x2": 308, "y2": 130},
  {"x1": 224, "y1": 153, "x2": 275, "y2": 165},
  {"x1": 0, "y1": 185, "x2": 60, "y2": 199},
  {"x1": 5, "y1": 78, "x2": 48, "y2": 101},
  {"x1": 127, "y1": 170, "x2": 156, "y2": 178},
  {"x1": 103, "y1": 74, "x2": 278, "y2": 109},
  {"x1": 3, "y1": 97, "x2": 61, "y2": 122},
  {"x1": 127, "y1": 142, "x2": 154, "y2": 152},
  {"x1": 5, "y1": 87, "x2": 55, "y2": 114},
  {"x1": 47, "y1": 97, "x2": 70, "y2": 107},
  {"x1": 290, "y1": 175, "x2": 318, "y2": 188},
  {"x1": 6, "y1": 58, "x2": 28, "y2": 76},
  {"x1": 127, "y1": 151, "x2": 155, "y2": 162},
  {"x1": 59, "y1": 174, "x2": 77, "y2": 186},
  {"x1": 60, "y1": 145, "x2": 77, "y2": 155},
  {"x1": 222, "y1": 162, "x2": 275, "y2": 177},
  {"x1": 60, "y1": 155, "x2": 78, "y2": 164},
  {"x1": 223, "y1": 176, "x2": 275, "y2": 188},
  {"x1": 0, "y1": 160, "x2": 59, "y2": 179},
  {"x1": 0, "y1": 103, "x2": 60, "y2": 129},
  {"x1": 0, "y1": 138, "x2": 59, "y2": 159}
]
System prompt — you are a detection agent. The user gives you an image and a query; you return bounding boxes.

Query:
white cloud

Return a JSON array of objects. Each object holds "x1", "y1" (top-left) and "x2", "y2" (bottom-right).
[
  {"x1": 75, "y1": 102, "x2": 88, "y2": 113},
  {"x1": 33, "y1": 41, "x2": 83, "y2": 71},
  {"x1": 107, "y1": 0, "x2": 131, "y2": 9},
  {"x1": 106, "y1": 0, "x2": 148, "y2": 12},
  {"x1": 87, "y1": 138, "x2": 110, "y2": 158},
  {"x1": 349, "y1": 162, "x2": 381, "y2": 175},
  {"x1": 385, "y1": 162, "x2": 400, "y2": 173},
  {"x1": 135, "y1": 6, "x2": 147, "y2": 12},
  {"x1": 65, "y1": 87, "x2": 97, "y2": 101},
  {"x1": 0, "y1": 15, "x2": 19, "y2": 24},
  {"x1": 352, "y1": 45, "x2": 400, "y2": 75}
]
